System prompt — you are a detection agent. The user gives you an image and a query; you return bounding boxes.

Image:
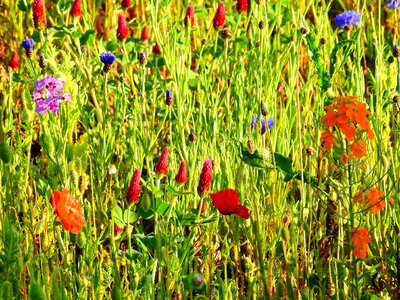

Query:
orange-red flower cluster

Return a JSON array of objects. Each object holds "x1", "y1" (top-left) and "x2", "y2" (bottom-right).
[
  {"x1": 350, "y1": 227, "x2": 371, "y2": 258},
  {"x1": 320, "y1": 96, "x2": 374, "y2": 160},
  {"x1": 353, "y1": 188, "x2": 385, "y2": 214}
]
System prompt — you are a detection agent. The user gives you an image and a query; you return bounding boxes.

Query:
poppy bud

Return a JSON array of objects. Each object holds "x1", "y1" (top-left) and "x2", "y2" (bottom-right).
[
  {"x1": 213, "y1": 2, "x2": 226, "y2": 30},
  {"x1": 8, "y1": 51, "x2": 19, "y2": 69},
  {"x1": 175, "y1": 161, "x2": 187, "y2": 184},
  {"x1": 127, "y1": 169, "x2": 141, "y2": 204},
  {"x1": 155, "y1": 147, "x2": 169, "y2": 176},
  {"x1": 141, "y1": 26, "x2": 150, "y2": 40},
  {"x1": 197, "y1": 158, "x2": 213, "y2": 196},
  {"x1": 117, "y1": 13, "x2": 129, "y2": 41},
  {"x1": 32, "y1": 0, "x2": 46, "y2": 30},
  {"x1": 236, "y1": 0, "x2": 248, "y2": 13},
  {"x1": 184, "y1": 5, "x2": 195, "y2": 27},
  {"x1": 70, "y1": 0, "x2": 82, "y2": 17},
  {"x1": 39, "y1": 55, "x2": 47, "y2": 69}
]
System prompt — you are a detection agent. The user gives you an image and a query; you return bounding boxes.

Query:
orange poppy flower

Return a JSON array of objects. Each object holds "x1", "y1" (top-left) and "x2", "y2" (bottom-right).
[
  {"x1": 320, "y1": 131, "x2": 335, "y2": 150},
  {"x1": 349, "y1": 140, "x2": 367, "y2": 158},
  {"x1": 50, "y1": 189, "x2": 85, "y2": 234},
  {"x1": 365, "y1": 188, "x2": 385, "y2": 214},
  {"x1": 350, "y1": 227, "x2": 371, "y2": 258}
]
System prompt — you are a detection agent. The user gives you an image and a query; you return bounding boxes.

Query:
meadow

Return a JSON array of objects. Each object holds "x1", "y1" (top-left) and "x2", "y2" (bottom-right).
[{"x1": 1, "y1": 0, "x2": 400, "y2": 299}]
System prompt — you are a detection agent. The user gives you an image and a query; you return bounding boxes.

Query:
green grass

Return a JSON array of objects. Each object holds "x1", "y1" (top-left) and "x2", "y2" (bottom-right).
[{"x1": 1, "y1": 0, "x2": 400, "y2": 299}]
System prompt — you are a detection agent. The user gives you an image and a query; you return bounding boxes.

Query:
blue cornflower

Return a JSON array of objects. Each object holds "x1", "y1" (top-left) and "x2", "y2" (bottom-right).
[
  {"x1": 260, "y1": 116, "x2": 267, "y2": 134},
  {"x1": 267, "y1": 117, "x2": 274, "y2": 129},
  {"x1": 165, "y1": 89, "x2": 173, "y2": 105},
  {"x1": 100, "y1": 52, "x2": 116, "y2": 64},
  {"x1": 386, "y1": 0, "x2": 400, "y2": 8},
  {"x1": 334, "y1": 11, "x2": 360, "y2": 29},
  {"x1": 100, "y1": 52, "x2": 116, "y2": 72},
  {"x1": 21, "y1": 39, "x2": 34, "y2": 57}
]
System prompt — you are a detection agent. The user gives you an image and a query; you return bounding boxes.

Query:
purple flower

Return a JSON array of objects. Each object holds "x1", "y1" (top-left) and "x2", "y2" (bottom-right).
[
  {"x1": 260, "y1": 116, "x2": 267, "y2": 134},
  {"x1": 250, "y1": 116, "x2": 257, "y2": 130},
  {"x1": 267, "y1": 117, "x2": 274, "y2": 129},
  {"x1": 334, "y1": 11, "x2": 360, "y2": 28},
  {"x1": 386, "y1": 0, "x2": 400, "y2": 8},
  {"x1": 32, "y1": 76, "x2": 71, "y2": 115},
  {"x1": 165, "y1": 89, "x2": 173, "y2": 105}
]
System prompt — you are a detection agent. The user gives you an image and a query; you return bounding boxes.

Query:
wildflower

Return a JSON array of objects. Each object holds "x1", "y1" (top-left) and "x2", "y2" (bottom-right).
[
  {"x1": 365, "y1": 188, "x2": 385, "y2": 214},
  {"x1": 32, "y1": 0, "x2": 46, "y2": 30},
  {"x1": 21, "y1": 39, "x2": 34, "y2": 57},
  {"x1": 165, "y1": 89, "x2": 173, "y2": 106},
  {"x1": 155, "y1": 147, "x2": 169, "y2": 176},
  {"x1": 333, "y1": 11, "x2": 360, "y2": 29},
  {"x1": 32, "y1": 76, "x2": 71, "y2": 115},
  {"x1": 350, "y1": 227, "x2": 371, "y2": 258},
  {"x1": 127, "y1": 169, "x2": 141, "y2": 204},
  {"x1": 184, "y1": 5, "x2": 195, "y2": 27},
  {"x1": 138, "y1": 52, "x2": 147, "y2": 65},
  {"x1": 260, "y1": 116, "x2": 267, "y2": 134},
  {"x1": 213, "y1": 2, "x2": 226, "y2": 30},
  {"x1": 197, "y1": 158, "x2": 213, "y2": 196},
  {"x1": 39, "y1": 55, "x2": 47, "y2": 69},
  {"x1": 236, "y1": 0, "x2": 248, "y2": 13},
  {"x1": 50, "y1": 189, "x2": 85, "y2": 234},
  {"x1": 141, "y1": 26, "x2": 150, "y2": 40},
  {"x1": 114, "y1": 224, "x2": 124, "y2": 235},
  {"x1": 385, "y1": 0, "x2": 400, "y2": 9},
  {"x1": 210, "y1": 189, "x2": 249, "y2": 219},
  {"x1": 70, "y1": 0, "x2": 82, "y2": 17},
  {"x1": 8, "y1": 51, "x2": 19, "y2": 69},
  {"x1": 175, "y1": 161, "x2": 187, "y2": 184},
  {"x1": 100, "y1": 52, "x2": 116, "y2": 72},
  {"x1": 349, "y1": 140, "x2": 367, "y2": 158},
  {"x1": 320, "y1": 131, "x2": 335, "y2": 150},
  {"x1": 153, "y1": 43, "x2": 161, "y2": 55},
  {"x1": 121, "y1": 0, "x2": 131, "y2": 8},
  {"x1": 250, "y1": 116, "x2": 257, "y2": 130},
  {"x1": 117, "y1": 13, "x2": 129, "y2": 41}
]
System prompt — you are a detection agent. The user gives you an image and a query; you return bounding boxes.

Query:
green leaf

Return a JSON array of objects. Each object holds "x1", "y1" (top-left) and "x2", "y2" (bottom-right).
[
  {"x1": 235, "y1": 141, "x2": 272, "y2": 169},
  {"x1": 123, "y1": 210, "x2": 137, "y2": 223},
  {"x1": 106, "y1": 41, "x2": 118, "y2": 52},
  {"x1": 17, "y1": 0, "x2": 29, "y2": 11},
  {"x1": 112, "y1": 206, "x2": 124, "y2": 227},
  {"x1": 72, "y1": 30, "x2": 82, "y2": 39},
  {"x1": 155, "y1": 198, "x2": 169, "y2": 215}
]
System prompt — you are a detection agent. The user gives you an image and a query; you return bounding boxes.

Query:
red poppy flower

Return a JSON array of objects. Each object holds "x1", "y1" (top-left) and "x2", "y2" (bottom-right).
[
  {"x1": 210, "y1": 189, "x2": 249, "y2": 219},
  {"x1": 50, "y1": 190, "x2": 85, "y2": 234}
]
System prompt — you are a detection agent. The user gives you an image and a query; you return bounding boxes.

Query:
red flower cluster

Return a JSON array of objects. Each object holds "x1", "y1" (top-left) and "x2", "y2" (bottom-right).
[
  {"x1": 155, "y1": 147, "x2": 169, "y2": 176},
  {"x1": 141, "y1": 26, "x2": 150, "y2": 40},
  {"x1": 353, "y1": 188, "x2": 385, "y2": 214},
  {"x1": 236, "y1": 0, "x2": 248, "y2": 13},
  {"x1": 117, "y1": 13, "x2": 129, "y2": 41},
  {"x1": 197, "y1": 158, "x2": 213, "y2": 196},
  {"x1": 8, "y1": 51, "x2": 19, "y2": 69},
  {"x1": 213, "y1": 2, "x2": 226, "y2": 30},
  {"x1": 50, "y1": 190, "x2": 85, "y2": 234},
  {"x1": 175, "y1": 161, "x2": 187, "y2": 184},
  {"x1": 320, "y1": 96, "x2": 374, "y2": 160},
  {"x1": 70, "y1": 0, "x2": 82, "y2": 17},
  {"x1": 210, "y1": 189, "x2": 249, "y2": 219},
  {"x1": 127, "y1": 169, "x2": 141, "y2": 204},
  {"x1": 184, "y1": 5, "x2": 195, "y2": 27},
  {"x1": 33, "y1": 0, "x2": 46, "y2": 30},
  {"x1": 350, "y1": 227, "x2": 371, "y2": 258}
]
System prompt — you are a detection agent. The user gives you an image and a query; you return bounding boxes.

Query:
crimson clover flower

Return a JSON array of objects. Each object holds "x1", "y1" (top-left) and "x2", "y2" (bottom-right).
[
  {"x1": 127, "y1": 169, "x2": 141, "y2": 204},
  {"x1": 210, "y1": 189, "x2": 249, "y2": 219},
  {"x1": 334, "y1": 11, "x2": 360, "y2": 28},
  {"x1": 385, "y1": 0, "x2": 400, "y2": 8},
  {"x1": 32, "y1": 76, "x2": 71, "y2": 115},
  {"x1": 197, "y1": 158, "x2": 213, "y2": 196},
  {"x1": 175, "y1": 161, "x2": 187, "y2": 184},
  {"x1": 155, "y1": 147, "x2": 169, "y2": 176},
  {"x1": 213, "y1": 2, "x2": 226, "y2": 30},
  {"x1": 184, "y1": 5, "x2": 195, "y2": 27}
]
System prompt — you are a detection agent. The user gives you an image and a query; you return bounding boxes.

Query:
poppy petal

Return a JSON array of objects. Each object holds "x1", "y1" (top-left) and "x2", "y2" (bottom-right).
[
  {"x1": 234, "y1": 205, "x2": 250, "y2": 219},
  {"x1": 210, "y1": 189, "x2": 240, "y2": 215}
]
